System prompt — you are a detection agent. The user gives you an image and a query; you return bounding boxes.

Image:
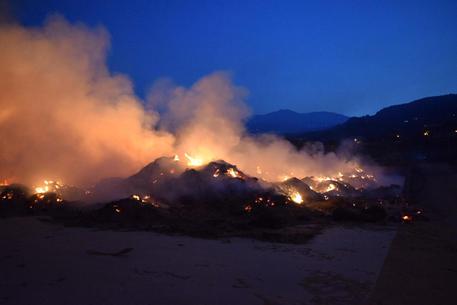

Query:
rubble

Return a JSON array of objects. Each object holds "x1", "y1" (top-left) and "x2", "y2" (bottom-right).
[{"x1": 0, "y1": 157, "x2": 414, "y2": 242}]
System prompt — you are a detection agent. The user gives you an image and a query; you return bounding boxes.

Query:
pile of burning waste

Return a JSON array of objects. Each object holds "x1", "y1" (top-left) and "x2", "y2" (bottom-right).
[{"x1": 1, "y1": 154, "x2": 409, "y2": 242}]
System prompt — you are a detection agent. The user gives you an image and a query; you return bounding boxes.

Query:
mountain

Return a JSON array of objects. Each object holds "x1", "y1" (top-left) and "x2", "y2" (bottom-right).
[
  {"x1": 292, "y1": 94, "x2": 457, "y2": 167},
  {"x1": 246, "y1": 110, "x2": 349, "y2": 134},
  {"x1": 299, "y1": 94, "x2": 457, "y2": 141}
]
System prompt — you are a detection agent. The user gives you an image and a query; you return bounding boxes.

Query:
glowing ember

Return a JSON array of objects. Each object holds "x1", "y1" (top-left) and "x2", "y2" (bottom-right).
[
  {"x1": 314, "y1": 176, "x2": 332, "y2": 183},
  {"x1": 131, "y1": 194, "x2": 140, "y2": 201},
  {"x1": 325, "y1": 183, "x2": 337, "y2": 192},
  {"x1": 402, "y1": 215, "x2": 412, "y2": 222},
  {"x1": 34, "y1": 180, "x2": 63, "y2": 194},
  {"x1": 184, "y1": 153, "x2": 204, "y2": 167},
  {"x1": 213, "y1": 169, "x2": 220, "y2": 177},
  {"x1": 290, "y1": 192, "x2": 303, "y2": 204},
  {"x1": 244, "y1": 205, "x2": 252, "y2": 212},
  {"x1": 227, "y1": 168, "x2": 241, "y2": 178},
  {"x1": 2, "y1": 192, "x2": 14, "y2": 200}
]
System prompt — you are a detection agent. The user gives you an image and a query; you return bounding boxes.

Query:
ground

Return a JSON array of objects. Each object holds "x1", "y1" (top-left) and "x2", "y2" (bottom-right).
[
  {"x1": 0, "y1": 218, "x2": 394, "y2": 305},
  {"x1": 1, "y1": 163, "x2": 456, "y2": 305}
]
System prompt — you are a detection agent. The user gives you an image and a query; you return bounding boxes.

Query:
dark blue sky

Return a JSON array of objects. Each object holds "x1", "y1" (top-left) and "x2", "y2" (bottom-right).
[{"x1": 11, "y1": 0, "x2": 457, "y2": 115}]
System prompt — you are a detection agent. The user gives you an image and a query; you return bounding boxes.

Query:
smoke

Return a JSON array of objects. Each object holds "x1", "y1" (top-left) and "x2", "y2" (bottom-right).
[
  {"x1": 0, "y1": 16, "x2": 387, "y2": 190},
  {"x1": 0, "y1": 16, "x2": 174, "y2": 186},
  {"x1": 148, "y1": 72, "x2": 366, "y2": 182}
]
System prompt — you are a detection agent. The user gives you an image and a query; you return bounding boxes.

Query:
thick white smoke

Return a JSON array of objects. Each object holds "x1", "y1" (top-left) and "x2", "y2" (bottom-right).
[
  {"x1": 0, "y1": 16, "x2": 174, "y2": 186},
  {"x1": 0, "y1": 16, "x2": 385, "y2": 189},
  {"x1": 148, "y1": 72, "x2": 363, "y2": 182}
]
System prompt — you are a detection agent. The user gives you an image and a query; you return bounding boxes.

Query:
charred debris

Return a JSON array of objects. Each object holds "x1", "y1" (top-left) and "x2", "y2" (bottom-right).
[{"x1": 1, "y1": 157, "x2": 419, "y2": 243}]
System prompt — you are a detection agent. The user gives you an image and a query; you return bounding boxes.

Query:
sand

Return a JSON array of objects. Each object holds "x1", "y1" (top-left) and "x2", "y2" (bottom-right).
[{"x1": 0, "y1": 218, "x2": 396, "y2": 305}]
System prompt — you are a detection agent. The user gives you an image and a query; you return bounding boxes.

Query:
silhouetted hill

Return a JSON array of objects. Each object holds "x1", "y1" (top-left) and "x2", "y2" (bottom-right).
[
  {"x1": 246, "y1": 110, "x2": 348, "y2": 134},
  {"x1": 299, "y1": 94, "x2": 457, "y2": 141},
  {"x1": 291, "y1": 94, "x2": 457, "y2": 167}
]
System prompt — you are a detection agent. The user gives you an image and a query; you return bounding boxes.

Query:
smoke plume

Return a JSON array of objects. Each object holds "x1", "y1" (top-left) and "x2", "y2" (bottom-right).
[
  {"x1": 0, "y1": 16, "x2": 385, "y2": 189},
  {"x1": 148, "y1": 72, "x2": 367, "y2": 182},
  {"x1": 0, "y1": 16, "x2": 174, "y2": 186}
]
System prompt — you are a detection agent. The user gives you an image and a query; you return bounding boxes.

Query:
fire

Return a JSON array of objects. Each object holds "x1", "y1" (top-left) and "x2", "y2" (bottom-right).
[
  {"x1": 325, "y1": 183, "x2": 337, "y2": 192},
  {"x1": 227, "y1": 168, "x2": 241, "y2": 178},
  {"x1": 2, "y1": 192, "x2": 14, "y2": 200},
  {"x1": 213, "y1": 169, "x2": 220, "y2": 177},
  {"x1": 184, "y1": 153, "x2": 204, "y2": 167},
  {"x1": 290, "y1": 192, "x2": 303, "y2": 204},
  {"x1": 314, "y1": 176, "x2": 332, "y2": 183},
  {"x1": 173, "y1": 154, "x2": 180, "y2": 161},
  {"x1": 402, "y1": 215, "x2": 412, "y2": 222},
  {"x1": 34, "y1": 180, "x2": 63, "y2": 194}
]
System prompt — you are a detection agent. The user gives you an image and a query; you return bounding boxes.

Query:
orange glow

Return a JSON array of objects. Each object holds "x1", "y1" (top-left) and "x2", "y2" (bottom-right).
[
  {"x1": 402, "y1": 215, "x2": 412, "y2": 221},
  {"x1": 34, "y1": 180, "x2": 63, "y2": 194},
  {"x1": 184, "y1": 153, "x2": 204, "y2": 167},
  {"x1": 290, "y1": 191, "x2": 303, "y2": 204}
]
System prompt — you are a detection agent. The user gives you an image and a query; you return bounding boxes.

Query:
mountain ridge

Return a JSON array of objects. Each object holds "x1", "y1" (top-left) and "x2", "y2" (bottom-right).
[{"x1": 246, "y1": 109, "x2": 348, "y2": 134}]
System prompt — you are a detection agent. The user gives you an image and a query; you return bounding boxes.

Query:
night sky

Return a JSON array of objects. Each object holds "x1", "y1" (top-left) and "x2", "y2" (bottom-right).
[{"x1": 10, "y1": 0, "x2": 457, "y2": 116}]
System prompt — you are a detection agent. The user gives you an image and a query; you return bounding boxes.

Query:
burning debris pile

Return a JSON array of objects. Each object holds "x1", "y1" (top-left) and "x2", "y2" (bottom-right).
[
  {"x1": 0, "y1": 18, "x2": 413, "y2": 242},
  {"x1": 1, "y1": 154, "x2": 407, "y2": 242}
]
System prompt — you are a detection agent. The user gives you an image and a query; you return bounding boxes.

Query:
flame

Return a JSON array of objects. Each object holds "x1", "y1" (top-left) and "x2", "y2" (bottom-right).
[
  {"x1": 184, "y1": 153, "x2": 204, "y2": 167},
  {"x1": 325, "y1": 183, "x2": 337, "y2": 192},
  {"x1": 2, "y1": 192, "x2": 14, "y2": 200},
  {"x1": 227, "y1": 168, "x2": 241, "y2": 178},
  {"x1": 173, "y1": 154, "x2": 180, "y2": 161},
  {"x1": 34, "y1": 180, "x2": 63, "y2": 194},
  {"x1": 314, "y1": 176, "x2": 332, "y2": 183},
  {"x1": 290, "y1": 191, "x2": 303, "y2": 204},
  {"x1": 213, "y1": 169, "x2": 220, "y2": 177}
]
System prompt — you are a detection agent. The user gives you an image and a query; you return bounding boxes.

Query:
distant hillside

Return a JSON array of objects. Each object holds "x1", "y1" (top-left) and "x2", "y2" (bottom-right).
[
  {"x1": 292, "y1": 94, "x2": 457, "y2": 167},
  {"x1": 299, "y1": 94, "x2": 457, "y2": 141},
  {"x1": 246, "y1": 110, "x2": 348, "y2": 134}
]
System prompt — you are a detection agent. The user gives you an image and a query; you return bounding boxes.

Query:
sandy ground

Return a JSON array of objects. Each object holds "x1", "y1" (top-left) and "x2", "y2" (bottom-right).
[{"x1": 0, "y1": 218, "x2": 396, "y2": 305}]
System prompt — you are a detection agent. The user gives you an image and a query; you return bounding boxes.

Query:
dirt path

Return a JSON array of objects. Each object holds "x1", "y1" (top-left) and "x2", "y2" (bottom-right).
[
  {"x1": 368, "y1": 163, "x2": 457, "y2": 305},
  {"x1": 368, "y1": 220, "x2": 457, "y2": 305}
]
